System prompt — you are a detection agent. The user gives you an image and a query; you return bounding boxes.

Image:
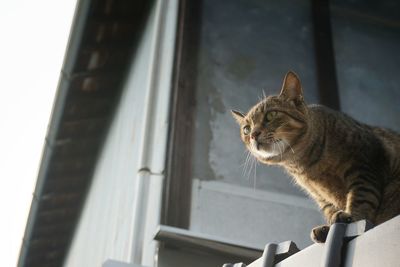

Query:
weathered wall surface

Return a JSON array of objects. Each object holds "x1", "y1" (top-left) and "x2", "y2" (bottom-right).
[{"x1": 189, "y1": 0, "x2": 323, "y2": 249}]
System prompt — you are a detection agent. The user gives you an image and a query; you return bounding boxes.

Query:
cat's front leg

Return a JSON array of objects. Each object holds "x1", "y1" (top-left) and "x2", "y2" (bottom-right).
[
  {"x1": 311, "y1": 201, "x2": 341, "y2": 243},
  {"x1": 319, "y1": 202, "x2": 341, "y2": 222},
  {"x1": 311, "y1": 209, "x2": 352, "y2": 243},
  {"x1": 310, "y1": 225, "x2": 330, "y2": 243},
  {"x1": 339, "y1": 166, "x2": 383, "y2": 223},
  {"x1": 311, "y1": 209, "x2": 353, "y2": 243},
  {"x1": 330, "y1": 210, "x2": 353, "y2": 223},
  {"x1": 343, "y1": 181, "x2": 380, "y2": 223}
]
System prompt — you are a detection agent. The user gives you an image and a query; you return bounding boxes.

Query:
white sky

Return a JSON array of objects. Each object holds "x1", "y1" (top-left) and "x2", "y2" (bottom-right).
[{"x1": 0, "y1": 0, "x2": 77, "y2": 265}]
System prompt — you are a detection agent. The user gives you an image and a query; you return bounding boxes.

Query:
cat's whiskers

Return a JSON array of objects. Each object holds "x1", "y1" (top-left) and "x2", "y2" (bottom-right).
[
  {"x1": 279, "y1": 141, "x2": 284, "y2": 161},
  {"x1": 273, "y1": 139, "x2": 282, "y2": 161},
  {"x1": 241, "y1": 151, "x2": 248, "y2": 176},
  {"x1": 281, "y1": 139, "x2": 295, "y2": 154},
  {"x1": 249, "y1": 154, "x2": 257, "y2": 183},
  {"x1": 279, "y1": 122, "x2": 291, "y2": 127},
  {"x1": 239, "y1": 150, "x2": 250, "y2": 167},
  {"x1": 253, "y1": 156, "x2": 258, "y2": 190},
  {"x1": 276, "y1": 131, "x2": 298, "y2": 135},
  {"x1": 275, "y1": 122, "x2": 293, "y2": 132},
  {"x1": 249, "y1": 154, "x2": 256, "y2": 178},
  {"x1": 242, "y1": 151, "x2": 252, "y2": 180}
]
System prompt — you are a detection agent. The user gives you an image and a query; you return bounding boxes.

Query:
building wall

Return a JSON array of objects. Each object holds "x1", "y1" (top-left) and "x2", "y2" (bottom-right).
[
  {"x1": 64, "y1": 0, "x2": 179, "y2": 265},
  {"x1": 64, "y1": 5, "x2": 157, "y2": 267},
  {"x1": 63, "y1": 0, "x2": 400, "y2": 266}
]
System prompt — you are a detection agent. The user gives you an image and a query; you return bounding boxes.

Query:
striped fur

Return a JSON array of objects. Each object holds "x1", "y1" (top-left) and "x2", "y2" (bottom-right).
[{"x1": 232, "y1": 72, "x2": 400, "y2": 242}]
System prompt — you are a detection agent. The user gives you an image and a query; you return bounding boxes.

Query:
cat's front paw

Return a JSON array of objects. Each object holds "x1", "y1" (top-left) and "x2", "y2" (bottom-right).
[
  {"x1": 310, "y1": 225, "x2": 330, "y2": 243},
  {"x1": 331, "y1": 210, "x2": 353, "y2": 224}
]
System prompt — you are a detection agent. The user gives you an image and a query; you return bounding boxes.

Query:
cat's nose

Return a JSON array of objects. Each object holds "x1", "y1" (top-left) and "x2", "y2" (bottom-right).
[{"x1": 251, "y1": 130, "x2": 261, "y2": 140}]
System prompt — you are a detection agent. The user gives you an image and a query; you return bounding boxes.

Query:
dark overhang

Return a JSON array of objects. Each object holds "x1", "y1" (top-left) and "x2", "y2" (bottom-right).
[{"x1": 18, "y1": 0, "x2": 152, "y2": 266}]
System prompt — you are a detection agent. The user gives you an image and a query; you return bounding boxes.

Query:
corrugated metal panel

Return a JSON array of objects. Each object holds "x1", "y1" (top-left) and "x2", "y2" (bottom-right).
[
  {"x1": 64, "y1": 0, "x2": 179, "y2": 265},
  {"x1": 63, "y1": 9, "x2": 157, "y2": 265}
]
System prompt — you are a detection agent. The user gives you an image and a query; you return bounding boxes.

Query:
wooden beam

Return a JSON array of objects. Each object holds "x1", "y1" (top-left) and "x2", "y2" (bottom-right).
[{"x1": 312, "y1": 0, "x2": 341, "y2": 110}]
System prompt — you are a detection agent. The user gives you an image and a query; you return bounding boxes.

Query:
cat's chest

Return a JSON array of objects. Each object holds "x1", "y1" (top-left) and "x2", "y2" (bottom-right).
[{"x1": 290, "y1": 170, "x2": 347, "y2": 207}]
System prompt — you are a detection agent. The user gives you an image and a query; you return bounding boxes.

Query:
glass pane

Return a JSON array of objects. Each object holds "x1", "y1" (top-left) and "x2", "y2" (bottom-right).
[
  {"x1": 184, "y1": 0, "x2": 324, "y2": 248},
  {"x1": 191, "y1": 0, "x2": 319, "y2": 195},
  {"x1": 331, "y1": 1, "x2": 400, "y2": 131}
]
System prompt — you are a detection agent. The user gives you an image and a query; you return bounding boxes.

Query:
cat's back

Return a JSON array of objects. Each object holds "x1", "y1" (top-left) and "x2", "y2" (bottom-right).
[
  {"x1": 307, "y1": 104, "x2": 375, "y2": 141},
  {"x1": 373, "y1": 127, "x2": 400, "y2": 179},
  {"x1": 307, "y1": 104, "x2": 400, "y2": 222},
  {"x1": 372, "y1": 127, "x2": 400, "y2": 223},
  {"x1": 309, "y1": 104, "x2": 400, "y2": 181},
  {"x1": 307, "y1": 105, "x2": 397, "y2": 169},
  {"x1": 373, "y1": 126, "x2": 400, "y2": 152},
  {"x1": 307, "y1": 104, "x2": 363, "y2": 127}
]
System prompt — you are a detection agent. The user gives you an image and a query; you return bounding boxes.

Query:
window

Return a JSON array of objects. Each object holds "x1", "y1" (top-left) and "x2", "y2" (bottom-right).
[{"x1": 163, "y1": 0, "x2": 400, "y2": 258}]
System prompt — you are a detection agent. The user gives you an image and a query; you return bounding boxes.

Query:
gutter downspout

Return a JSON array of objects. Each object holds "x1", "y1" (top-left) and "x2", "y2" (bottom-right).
[{"x1": 129, "y1": 0, "x2": 179, "y2": 266}]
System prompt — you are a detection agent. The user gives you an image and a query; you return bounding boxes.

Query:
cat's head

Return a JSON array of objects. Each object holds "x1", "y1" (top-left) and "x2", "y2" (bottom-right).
[{"x1": 231, "y1": 71, "x2": 308, "y2": 164}]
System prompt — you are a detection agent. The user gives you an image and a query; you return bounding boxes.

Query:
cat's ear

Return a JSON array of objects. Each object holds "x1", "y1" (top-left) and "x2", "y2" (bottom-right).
[
  {"x1": 231, "y1": 110, "x2": 245, "y2": 124},
  {"x1": 279, "y1": 71, "x2": 304, "y2": 103}
]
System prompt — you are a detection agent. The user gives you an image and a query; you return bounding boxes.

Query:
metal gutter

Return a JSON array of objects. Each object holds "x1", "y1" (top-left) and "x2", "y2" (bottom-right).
[
  {"x1": 129, "y1": 0, "x2": 179, "y2": 265},
  {"x1": 17, "y1": 0, "x2": 91, "y2": 265}
]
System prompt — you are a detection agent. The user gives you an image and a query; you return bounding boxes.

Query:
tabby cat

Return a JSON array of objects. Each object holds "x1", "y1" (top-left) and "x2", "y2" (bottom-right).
[{"x1": 231, "y1": 71, "x2": 400, "y2": 242}]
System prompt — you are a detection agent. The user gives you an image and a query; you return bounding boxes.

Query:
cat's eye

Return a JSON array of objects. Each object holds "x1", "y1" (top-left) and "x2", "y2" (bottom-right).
[
  {"x1": 243, "y1": 125, "x2": 251, "y2": 135},
  {"x1": 266, "y1": 111, "x2": 277, "y2": 121}
]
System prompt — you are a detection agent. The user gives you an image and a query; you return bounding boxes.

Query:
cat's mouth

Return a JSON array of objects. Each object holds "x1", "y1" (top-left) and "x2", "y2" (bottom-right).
[
  {"x1": 251, "y1": 140, "x2": 264, "y2": 151},
  {"x1": 251, "y1": 138, "x2": 282, "y2": 150},
  {"x1": 250, "y1": 139, "x2": 286, "y2": 159}
]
